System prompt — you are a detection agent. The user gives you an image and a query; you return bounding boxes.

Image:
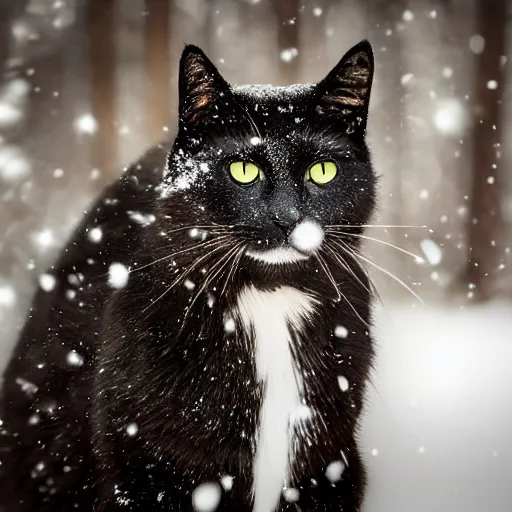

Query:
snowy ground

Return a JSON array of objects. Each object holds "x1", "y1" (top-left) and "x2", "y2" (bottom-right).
[
  {"x1": 0, "y1": 299, "x2": 511, "y2": 510},
  {"x1": 362, "y1": 301, "x2": 512, "y2": 512}
]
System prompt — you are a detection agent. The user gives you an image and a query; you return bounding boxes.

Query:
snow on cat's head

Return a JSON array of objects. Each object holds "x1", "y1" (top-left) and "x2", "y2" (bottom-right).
[{"x1": 157, "y1": 42, "x2": 376, "y2": 270}]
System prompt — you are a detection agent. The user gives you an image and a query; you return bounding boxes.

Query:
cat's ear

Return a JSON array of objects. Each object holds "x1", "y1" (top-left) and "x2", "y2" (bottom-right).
[
  {"x1": 315, "y1": 40, "x2": 374, "y2": 134},
  {"x1": 178, "y1": 44, "x2": 231, "y2": 129}
]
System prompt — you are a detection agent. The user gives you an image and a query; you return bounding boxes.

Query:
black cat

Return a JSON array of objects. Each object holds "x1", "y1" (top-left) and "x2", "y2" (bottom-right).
[{"x1": 0, "y1": 40, "x2": 376, "y2": 512}]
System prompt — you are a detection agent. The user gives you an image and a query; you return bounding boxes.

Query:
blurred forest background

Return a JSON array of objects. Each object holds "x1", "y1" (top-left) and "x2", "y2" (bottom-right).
[
  {"x1": 0, "y1": 1, "x2": 511, "y2": 510},
  {"x1": 0, "y1": 0, "x2": 510, "y2": 331}
]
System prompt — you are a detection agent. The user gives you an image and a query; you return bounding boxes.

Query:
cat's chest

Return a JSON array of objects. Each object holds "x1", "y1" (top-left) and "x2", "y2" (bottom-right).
[{"x1": 232, "y1": 285, "x2": 317, "y2": 512}]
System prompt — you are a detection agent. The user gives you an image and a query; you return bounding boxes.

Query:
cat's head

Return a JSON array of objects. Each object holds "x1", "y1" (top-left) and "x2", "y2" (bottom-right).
[{"x1": 157, "y1": 41, "x2": 376, "y2": 269}]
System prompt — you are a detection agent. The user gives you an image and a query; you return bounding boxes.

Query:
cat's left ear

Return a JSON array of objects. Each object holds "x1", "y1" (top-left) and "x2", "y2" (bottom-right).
[
  {"x1": 178, "y1": 44, "x2": 231, "y2": 129},
  {"x1": 315, "y1": 40, "x2": 374, "y2": 134}
]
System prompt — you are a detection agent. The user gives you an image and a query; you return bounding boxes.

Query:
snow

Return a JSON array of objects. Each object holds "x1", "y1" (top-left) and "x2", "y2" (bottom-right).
[
  {"x1": 0, "y1": 78, "x2": 30, "y2": 129},
  {"x1": 0, "y1": 145, "x2": 32, "y2": 181},
  {"x1": 108, "y1": 263, "x2": 129, "y2": 289},
  {"x1": 127, "y1": 211, "x2": 156, "y2": 227},
  {"x1": 469, "y1": 34, "x2": 485, "y2": 54},
  {"x1": 402, "y1": 10, "x2": 415, "y2": 22},
  {"x1": 158, "y1": 153, "x2": 210, "y2": 198},
  {"x1": 73, "y1": 113, "x2": 98, "y2": 135},
  {"x1": 420, "y1": 239, "x2": 443, "y2": 265},
  {"x1": 0, "y1": 285, "x2": 16, "y2": 307},
  {"x1": 334, "y1": 325, "x2": 348, "y2": 338},
  {"x1": 184, "y1": 279, "x2": 196, "y2": 290},
  {"x1": 33, "y1": 228, "x2": 56, "y2": 250},
  {"x1": 441, "y1": 67, "x2": 453, "y2": 79},
  {"x1": 126, "y1": 423, "x2": 138, "y2": 436},
  {"x1": 280, "y1": 48, "x2": 299, "y2": 63},
  {"x1": 337, "y1": 375, "x2": 349, "y2": 392},
  {"x1": 487, "y1": 80, "x2": 498, "y2": 90},
  {"x1": 39, "y1": 273, "x2": 56, "y2": 292},
  {"x1": 0, "y1": 103, "x2": 23, "y2": 128},
  {"x1": 191, "y1": 482, "x2": 221, "y2": 512},
  {"x1": 288, "y1": 220, "x2": 324, "y2": 254},
  {"x1": 87, "y1": 226, "x2": 103, "y2": 243},
  {"x1": 362, "y1": 302, "x2": 512, "y2": 512},
  {"x1": 325, "y1": 460, "x2": 345, "y2": 483},
  {"x1": 15, "y1": 377, "x2": 38, "y2": 395},
  {"x1": 312, "y1": 7, "x2": 323, "y2": 17},
  {"x1": 66, "y1": 350, "x2": 84, "y2": 367},
  {"x1": 283, "y1": 487, "x2": 300, "y2": 502},
  {"x1": 433, "y1": 98, "x2": 467, "y2": 136},
  {"x1": 400, "y1": 73, "x2": 414, "y2": 86},
  {"x1": 224, "y1": 316, "x2": 236, "y2": 333},
  {"x1": 220, "y1": 475, "x2": 233, "y2": 491}
]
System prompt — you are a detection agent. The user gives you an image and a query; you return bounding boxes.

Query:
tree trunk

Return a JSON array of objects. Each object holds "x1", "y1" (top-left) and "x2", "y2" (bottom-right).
[
  {"x1": 273, "y1": 0, "x2": 300, "y2": 85},
  {"x1": 144, "y1": 0, "x2": 171, "y2": 144},
  {"x1": 465, "y1": 0, "x2": 506, "y2": 301},
  {"x1": 86, "y1": 0, "x2": 118, "y2": 176}
]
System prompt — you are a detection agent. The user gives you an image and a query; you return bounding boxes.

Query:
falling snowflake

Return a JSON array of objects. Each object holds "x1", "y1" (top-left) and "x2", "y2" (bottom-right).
[
  {"x1": 87, "y1": 227, "x2": 103, "y2": 243},
  {"x1": 224, "y1": 316, "x2": 236, "y2": 333},
  {"x1": 126, "y1": 423, "x2": 139, "y2": 436},
  {"x1": 66, "y1": 350, "x2": 84, "y2": 367},
  {"x1": 39, "y1": 273, "x2": 57, "y2": 292},
  {"x1": 334, "y1": 325, "x2": 348, "y2": 338},
  {"x1": 220, "y1": 475, "x2": 233, "y2": 491},
  {"x1": 337, "y1": 376, "x2": 349, "y2": 392},
  {"x1": 108, "y1": 263, "x2": 129, "y2": 289},
  {"x1": 74, "y1": 113, "x2": 98, "y2": 135},
  {"x1": 402, "y1": 10, "x2": 414, "y2": 22},
  {"x1": 283, "y1": 487, "x2": 300, "y2": 502},
  {"x1": 191, "y1": 482, "x2": 222, "y2": 512},
  {"x1": 280, "y1": 48, "x2": 299, "y2": 63},
  {"x1": 325, "y1": 460, "x2": 345, "y2": 483},
  {"x1": 420, "y1": 239, "x2": 443, "y2": 266},
  {"x1": 469, "y1": 34, "x2": 485, "y2": 54},
  {"x1": 289, "y1": 220, "x2": 324, "y2": 253}
]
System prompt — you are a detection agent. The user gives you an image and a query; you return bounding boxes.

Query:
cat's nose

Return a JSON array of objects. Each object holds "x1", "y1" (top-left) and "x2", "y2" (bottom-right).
[{"x1": 272, "y1": 207, "x2": 301, "y2": 233}]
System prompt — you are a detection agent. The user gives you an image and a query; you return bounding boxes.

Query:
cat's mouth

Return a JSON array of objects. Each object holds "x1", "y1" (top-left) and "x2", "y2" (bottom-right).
[{"x1": 245, "y1": 220, "x2": 324, "y2": 265}]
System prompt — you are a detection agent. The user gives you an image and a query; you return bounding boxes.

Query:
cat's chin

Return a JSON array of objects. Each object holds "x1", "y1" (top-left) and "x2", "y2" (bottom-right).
[{"x1": 245, "y1": 246, "x2": 310, "y2": 265}]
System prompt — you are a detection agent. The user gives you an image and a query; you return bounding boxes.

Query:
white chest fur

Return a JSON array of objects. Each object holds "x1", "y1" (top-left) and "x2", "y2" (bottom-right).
[{"x1": 235, "y1": 286, "x2": 316, "y2": 512}]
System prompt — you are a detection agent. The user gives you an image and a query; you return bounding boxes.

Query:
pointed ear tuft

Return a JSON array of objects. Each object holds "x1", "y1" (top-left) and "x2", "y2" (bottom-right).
[
  {"x1": 178, "y1": 45, "x2": 229, "y2": 128},
  {"x1": 316, "y1": 40, "x2": 374, "y2": 133}
]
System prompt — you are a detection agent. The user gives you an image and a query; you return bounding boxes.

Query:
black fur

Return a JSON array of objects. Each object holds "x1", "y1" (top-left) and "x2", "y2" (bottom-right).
[{"x1": 0, "y1": 41, "x2": 376, "y2": 511}]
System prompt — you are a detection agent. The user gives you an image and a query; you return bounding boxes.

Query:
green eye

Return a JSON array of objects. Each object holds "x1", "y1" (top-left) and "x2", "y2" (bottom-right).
[
  {"x1": 229, "y1": 161, "x2": 262, "y2": 184},
  {"x1": 307, "y1": 161, "x2": 338, "y2": 185}
]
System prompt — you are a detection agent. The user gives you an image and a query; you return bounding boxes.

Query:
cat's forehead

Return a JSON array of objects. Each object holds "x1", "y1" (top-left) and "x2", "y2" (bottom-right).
[{"x1": 232, "y1": 83, "x2": 315, "y2": 113}]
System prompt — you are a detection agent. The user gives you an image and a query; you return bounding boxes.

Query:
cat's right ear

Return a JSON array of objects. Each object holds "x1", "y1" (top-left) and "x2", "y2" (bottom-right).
[{"x1": 178, "y1": 45, "x2": 230, "y2": 130}]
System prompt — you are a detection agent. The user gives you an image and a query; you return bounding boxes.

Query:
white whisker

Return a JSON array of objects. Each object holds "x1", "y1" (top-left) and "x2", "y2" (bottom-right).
[
  {"x1": 326, "y1": 230, "x2": 425, "y2": 263},
  {"x1": 130, "y1": 236, "x2": 231, "y2": 274},
  {"x1": 325, "y1": 224, "x2": 428, "y2": 229},
  {"x1": 315, "y1": 253, "x2": 371, "y2": 330},
  {"x1": 142, "y1": 242, "x2": 231, "y2": 314},
  {"x1": 176, "y1": 243, "x2": 245, "y2": 336},
  {"x1": 335, "y1": 239, "x2": 424, "y2": 306}
]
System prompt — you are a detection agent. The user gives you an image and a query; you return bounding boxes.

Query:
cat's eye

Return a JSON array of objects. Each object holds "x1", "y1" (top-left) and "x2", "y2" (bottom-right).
[
  {"x1": 306, "y1": 161, "x2": 338, "y2": 185},
  {"x1": 229, "y1": 161, "x2": 262, "y2": 185}
]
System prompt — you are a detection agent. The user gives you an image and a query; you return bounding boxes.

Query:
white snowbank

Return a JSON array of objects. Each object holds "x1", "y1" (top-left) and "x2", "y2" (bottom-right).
[{"x1": 362, "y1": 301, "x2": 512, "y2": 512}]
